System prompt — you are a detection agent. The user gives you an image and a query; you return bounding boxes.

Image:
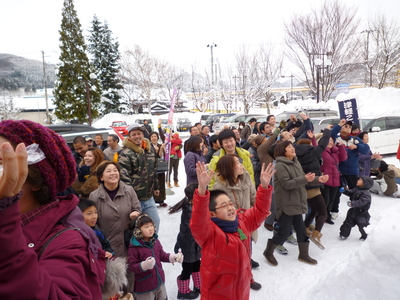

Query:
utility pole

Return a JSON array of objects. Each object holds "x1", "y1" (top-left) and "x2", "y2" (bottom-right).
[{"x1": 42, "y1": 51, "x2": 50, "y2": 124}]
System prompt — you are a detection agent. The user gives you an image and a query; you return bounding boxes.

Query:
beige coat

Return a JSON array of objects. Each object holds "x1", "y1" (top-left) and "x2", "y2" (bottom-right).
[
  {"x1": 89, "y1": 181, "x2": 141, "y2": 257},
  {"x1": 213, "y1": 171, "x2": 258, "y2": 242}
]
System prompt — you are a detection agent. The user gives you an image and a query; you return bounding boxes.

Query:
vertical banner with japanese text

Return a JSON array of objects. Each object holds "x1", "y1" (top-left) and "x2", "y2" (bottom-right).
[
  {"x1": 338, "y1": 98, "x2": 360, "y2": 125},
  {"x1": 164, "y1": 88, "x2": 177, "y2": 161}
]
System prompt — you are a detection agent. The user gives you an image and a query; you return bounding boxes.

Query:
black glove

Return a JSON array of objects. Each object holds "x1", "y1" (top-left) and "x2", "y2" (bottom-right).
[{"x1": 78, "y1": 165, "x2": 91, "y2": 182}]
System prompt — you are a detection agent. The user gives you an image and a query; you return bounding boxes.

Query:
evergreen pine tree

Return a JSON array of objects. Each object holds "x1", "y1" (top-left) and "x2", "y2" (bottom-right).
[
  {"x1": 53, "y1": 0, "x2": 102, "y2": 124},
  {"x1": 87, "y1": 15, "x2": 123, "y2": 115}
]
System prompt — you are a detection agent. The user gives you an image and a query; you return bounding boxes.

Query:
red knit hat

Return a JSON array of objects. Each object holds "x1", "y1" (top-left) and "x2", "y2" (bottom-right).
[{"x1": 0, "y1": 120, "x2": 77, "y2": 200}]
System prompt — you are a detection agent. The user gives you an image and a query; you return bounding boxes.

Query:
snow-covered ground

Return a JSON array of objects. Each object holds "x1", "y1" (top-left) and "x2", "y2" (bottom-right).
[{"x1": 92, "y1": 88, "x2": 400, "y2": 299}]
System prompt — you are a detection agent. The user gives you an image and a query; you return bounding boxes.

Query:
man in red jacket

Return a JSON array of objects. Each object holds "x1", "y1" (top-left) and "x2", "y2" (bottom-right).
[{"x1": 190, "y1": 161, "x2": 274, "y2": 300}]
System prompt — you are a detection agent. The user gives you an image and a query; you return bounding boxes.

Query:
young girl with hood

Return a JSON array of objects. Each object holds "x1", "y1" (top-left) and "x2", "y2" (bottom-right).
[{"x1": 128, "y1": 214, "x2": 183, "y2": 299}]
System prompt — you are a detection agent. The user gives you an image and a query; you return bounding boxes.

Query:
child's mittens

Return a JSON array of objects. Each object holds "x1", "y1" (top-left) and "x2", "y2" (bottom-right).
[
  {"x1": 169, "y1": 253, "x2": 184, "y2": 264},
  {"x1": 347, "y1": 201, "x2": 352, "y2": 207},
  {"x1": 141, "y1": 257, "x2": 155, "y2": 270}
]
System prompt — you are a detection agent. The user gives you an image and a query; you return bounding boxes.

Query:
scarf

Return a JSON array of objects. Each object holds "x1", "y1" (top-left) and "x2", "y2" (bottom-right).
[{"x1": 211, "y1": 216, "x2": 239, "y2": 233}]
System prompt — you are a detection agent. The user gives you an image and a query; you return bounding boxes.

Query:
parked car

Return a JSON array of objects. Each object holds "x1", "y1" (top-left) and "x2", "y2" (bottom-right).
[
  {"x1": 276, "y1": 108, "x2": 338, "y2": 124},
  {"x1": 200, "y1": 114, "x2": 211, "y2": 126},
  {"x1": 213, "y1": 114, "x2": 265, "y2": 132},
  {"x1": 176, "y1": 117, "x2": 192, "y2": 132},
  {"x1": 310, "y1": 116, "x2": 340, "y2": 133},
  {"x1": 205, "y1": 113, "x2": 236, "y2": 132},
  {"x1": 44, "y1": 124, "x2": 113, "y2": 151},
  {"x1": 359, "y1": 115, "x2": 400, "y2": 154},
  {"x1": 110, "y1": 120, "x2": 129, "y2": 136}
]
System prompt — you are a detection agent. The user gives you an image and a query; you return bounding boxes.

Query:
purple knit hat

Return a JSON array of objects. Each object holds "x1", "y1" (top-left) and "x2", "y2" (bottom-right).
[{"x1": 0, "y1": 120, "x2": 77, "y2": 200}]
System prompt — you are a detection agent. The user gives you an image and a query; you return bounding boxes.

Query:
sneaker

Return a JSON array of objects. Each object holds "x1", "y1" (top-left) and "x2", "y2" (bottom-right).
[
  {"x1": 275, "y1": 245, "x2": 288, "y2": 255},
  {"x1": 331, "y1": 212, "x2": 339, "y2": 220},
  {"x1": 339, "y1": 235, "x2": 347, "y2": 240},
  {"x1": 264, "y1": 223, "x2": 274, "y2": 231},
  {"x1": 286, "y1": 233, "x2": 298, "y2": 245},
  {"x1": 325, "y1": 219, "x2": 335, "y2": 225},
  {"x1": 251, "y1": 259, "x2": 259, "y2": 269},
  {"x1": 250, "y1": 279, "x2": 262, "y2": 290}
]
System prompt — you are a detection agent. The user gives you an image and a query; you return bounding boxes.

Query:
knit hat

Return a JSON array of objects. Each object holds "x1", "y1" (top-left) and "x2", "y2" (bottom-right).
[
  {"x1": 173, "y1": 133, "x2": 179, "y2": 139},
  {"x1": 133, "y1": 214, "x2": 156, "y2": 239},
  {"x1": 0, "y1": 120, "x2": 77, "y2": 200},
  {"x1": 254, "y1": 135, "x2": 266, "y2": 146}
]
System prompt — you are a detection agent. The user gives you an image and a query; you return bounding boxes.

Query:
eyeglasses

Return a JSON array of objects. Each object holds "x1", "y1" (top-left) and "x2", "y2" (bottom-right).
[
  {"x1": 343, "y1": 125, "x2": 351, "y2": 128},
  {"x1": 215, "y1": 201, "x2": 235, "y2": 210}
]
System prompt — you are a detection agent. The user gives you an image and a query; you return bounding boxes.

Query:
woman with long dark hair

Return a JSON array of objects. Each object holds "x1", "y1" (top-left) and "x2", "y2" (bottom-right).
[
  {"x1": 169, "y1": 183, "x2": 201, "y2": 299},
  {"x1": 149, "y1": 131, "x2": 167, "y2": 206}
]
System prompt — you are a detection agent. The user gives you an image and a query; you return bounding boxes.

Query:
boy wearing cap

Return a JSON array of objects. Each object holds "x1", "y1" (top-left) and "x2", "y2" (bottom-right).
[{"x1": 119, "y1": 123, "x2": 161, "y2": 232}]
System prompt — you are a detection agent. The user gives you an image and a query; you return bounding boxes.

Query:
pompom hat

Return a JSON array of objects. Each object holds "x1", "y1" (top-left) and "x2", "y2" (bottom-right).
[{"x1": 0, "y1": 120, "x2": 77, "y2": 200}]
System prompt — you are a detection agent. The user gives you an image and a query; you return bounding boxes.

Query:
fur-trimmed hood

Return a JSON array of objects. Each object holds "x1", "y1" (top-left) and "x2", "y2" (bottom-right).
[{"x1": 122, "y1": 137, "x2": 151, "y2": 154}]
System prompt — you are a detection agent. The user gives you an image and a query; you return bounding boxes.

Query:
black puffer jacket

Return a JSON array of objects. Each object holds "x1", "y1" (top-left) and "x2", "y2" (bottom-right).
[
  {"x1": 174, "y1": 199, "x2": 201, "y2": 263},
  {"x1": 295, "y1": 128, "x2": 330, "y2": 190}
]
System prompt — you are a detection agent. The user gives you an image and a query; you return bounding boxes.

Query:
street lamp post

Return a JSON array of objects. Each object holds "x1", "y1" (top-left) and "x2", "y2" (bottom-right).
[
  {"x1": 281, "y1": 74, "x2": 295, "y2": 102},
  {"x1": 207, "y1": 43, "x2": 217, "y2": 113},
  {"x1": 312, "y1": 53, "x2": 332, "y2": 102}
]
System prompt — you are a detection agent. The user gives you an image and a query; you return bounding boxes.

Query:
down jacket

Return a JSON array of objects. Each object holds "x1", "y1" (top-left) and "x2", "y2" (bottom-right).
[
  {"x1": 0, "y1": 194, "x2": 106, "y2": 299},
  {"x1": 119, "y1": 138, "x2": 159, "y2": 201},
  {"x1": 128, "y1": 235, "x2": 170, "y2": 294},
  {"x1": 295, "y1": 128, "x2": 330, "y2": 190},
  {"x1": 331, "y1": 125, "x2": 370, "y2": 175},
  {"x1": 89, "y1": 181, "x2": 141, "y2": 257},
  {"x1": 190, "y1": 185, "x2": 273, "y2": 300},
  {"x1": 274, "y1": 156, "x2": 320, "y2": 220},
  {"x1": 321, "y1": 144, "x2": 348, "y2": 187},
  {"x1": 174, "y1": 199, "x2": 201, "y2": 263}
]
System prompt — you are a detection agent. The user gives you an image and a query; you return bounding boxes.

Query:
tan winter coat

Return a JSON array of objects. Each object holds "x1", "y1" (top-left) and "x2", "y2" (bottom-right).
[
  {"x1": 213, "y1": 170, "x2": 258, "y2": 242},
  {"x1": 89, "y1": 181, "x2": 141, "y2": 257}
]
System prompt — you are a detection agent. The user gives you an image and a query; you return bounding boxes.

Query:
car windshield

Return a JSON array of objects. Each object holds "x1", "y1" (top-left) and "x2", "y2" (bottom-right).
[
  {"x1": 360, "y1": 118, "x2": 374, "y2": 130},
  {"x1": 113, "y1": 121, "x2": 126, "y2": 126},
  {"x1": 161, "y1": 119, "x2": 168, "y2": 124},
  {"x1": 179, "y1": 119, "x2": 190, "y2": 123},
  {"x1": 221, "y1": 115, "x2": 238, "y2": 123},
  {"x1": 310, "y1": 119, "x2": 322, "y2": 125}
]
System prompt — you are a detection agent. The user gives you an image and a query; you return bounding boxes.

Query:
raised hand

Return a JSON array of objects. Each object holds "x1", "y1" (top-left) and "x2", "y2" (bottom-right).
[
  {"x1": 260, "y1": 163, "x2": 275, "y2": 189},
  {"x1": 196, "y1": 161, "x2": 214, "y2": 196},
  {"x1": 0, "y1": 142, "x2": 28, "y2": 199}
]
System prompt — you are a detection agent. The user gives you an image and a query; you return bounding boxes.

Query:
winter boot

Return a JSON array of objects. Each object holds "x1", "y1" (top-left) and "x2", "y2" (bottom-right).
[
  {"x1": 250, "y1": 277, "x2": 262, "y2": 290},
  {"x1": 174, "y1": 181, "x2": 180, "y2": 187},
  {"x1": 167, "y1": 181, "x2": 172, "y2": 188},
  {"x1": 192, "y1": 271, "x2": 201, "y2": 294},
  {"x1": 298, "y1": 242, "x2": 317, "y2": 265},
  {"x1": 177, "y1": 276, "x2": 199, "y2": 299},
  {"x1": 263, "y1": 239, "x2": 278, "y2": 266}
]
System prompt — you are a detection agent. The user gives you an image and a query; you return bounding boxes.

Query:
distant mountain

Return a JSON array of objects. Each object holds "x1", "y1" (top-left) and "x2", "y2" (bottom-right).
[{"x1": 0, "y1": 53, "x2": 56, "y2": 91}]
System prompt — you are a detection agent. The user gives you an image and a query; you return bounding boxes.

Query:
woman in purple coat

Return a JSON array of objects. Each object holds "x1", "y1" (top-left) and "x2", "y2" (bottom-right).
[
  {"x1": 184, "y1": 136, "x2": 206, "y2": 185},
  {"x1": 321, "y1": 137, "x2": 348, "y2": 224}
]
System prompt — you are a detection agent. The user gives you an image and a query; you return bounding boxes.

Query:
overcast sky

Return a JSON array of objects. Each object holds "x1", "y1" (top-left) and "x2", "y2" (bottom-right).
[{"x1": 1, "y1": 0, "x2": 399, "y2": 73}]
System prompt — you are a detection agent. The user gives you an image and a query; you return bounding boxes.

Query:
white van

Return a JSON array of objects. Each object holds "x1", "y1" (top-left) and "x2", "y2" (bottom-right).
[{"x1": 360, "y1": 115, "x2": 400, "y2": 155}]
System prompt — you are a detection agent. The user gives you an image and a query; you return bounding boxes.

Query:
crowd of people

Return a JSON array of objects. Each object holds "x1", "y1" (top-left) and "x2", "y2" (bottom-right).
[{"x1": 0, "y1": 113, "x2": 398, "y2": 300}]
